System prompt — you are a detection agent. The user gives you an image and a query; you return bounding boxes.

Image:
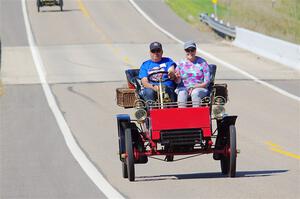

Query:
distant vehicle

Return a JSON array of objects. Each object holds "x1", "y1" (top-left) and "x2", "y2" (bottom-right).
[
  {"x1": 36, "y1": 0, "x2": 63, "y2": 12},
  {"x1": 116, "y1": 65, "x2": 238, "y2": 181}
]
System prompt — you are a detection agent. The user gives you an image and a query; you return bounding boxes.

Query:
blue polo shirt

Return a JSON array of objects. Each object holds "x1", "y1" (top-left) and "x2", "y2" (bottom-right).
[{"x1": 139, "y1": 57, "x2": 176, "y2": 88}]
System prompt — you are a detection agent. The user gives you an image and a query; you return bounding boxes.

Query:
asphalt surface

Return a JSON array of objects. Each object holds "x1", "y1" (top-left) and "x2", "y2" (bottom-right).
[
  {"x1": 1, "y1": 0, "x2": 28, "y2": 47},
  {"x1": 0, "y1": 85, "x2": 106, "y2": 198},
  {"x1": 1, "y1": 0, "x2": 299, "y2": 198}
]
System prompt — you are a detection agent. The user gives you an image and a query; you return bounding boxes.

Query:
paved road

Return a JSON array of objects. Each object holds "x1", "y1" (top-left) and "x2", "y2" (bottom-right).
[
  {"x1": 1, "y1": 0, "x2": 299, "y2": 198},
  {"x1": 0, "y1": 0, "x2": 106, "y2": 198}
]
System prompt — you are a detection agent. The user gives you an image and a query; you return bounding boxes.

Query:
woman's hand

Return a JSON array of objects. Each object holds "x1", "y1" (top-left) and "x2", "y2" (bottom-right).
[
  {"x1": 189, "y1": 83, "x2": 207, "y2": 95},
  {"x1": 175, "y1": 71, "x2": 181, "y2": 78},
  {"x1": 194, "y1": 83, "x2": 207, "y2": 89},
  {"x1": 174, "y1": 71, "x2": 181, "y2": 84}
]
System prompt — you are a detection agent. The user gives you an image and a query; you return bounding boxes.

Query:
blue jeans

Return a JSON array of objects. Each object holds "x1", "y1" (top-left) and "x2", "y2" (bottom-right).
[
  {"x1": 141, "y1": 87, "x2": 177, "y2": 102},
  {"x1": 177, "y1": 87, "x2": 209, "y2": 107}
]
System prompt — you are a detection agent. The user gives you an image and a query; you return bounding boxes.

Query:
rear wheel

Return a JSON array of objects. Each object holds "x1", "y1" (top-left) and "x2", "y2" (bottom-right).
[
  {"x1": 220, "y1": 156, "x2": 229, "y2": 174},
  {"x1": 165, "y1": 155, "x2": 174, "y2": 162},
  {"x1": 59, "y1": 0, "x2": 63, "y2": 11},
  {"x1": 122, "y1": 162, "x2": 128, "y2": 178},
  {"x1": 37, "y1": 0, "x2": 41, "y2": 12},
  {"x1": 125, "y1": 128, "x2": 135, "y2": 181},
  {"x1": 117, "y1": 118, "x2": 130, "y2": 178}
]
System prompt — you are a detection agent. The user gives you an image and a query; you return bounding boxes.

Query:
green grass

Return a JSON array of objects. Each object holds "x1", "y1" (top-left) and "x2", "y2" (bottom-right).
[
  {"x1": 165, "y1": 0, "x2": 227, "y2": 25},
  {"x1": 165, "y1": 0, "x2": 300, "y2": 44}
]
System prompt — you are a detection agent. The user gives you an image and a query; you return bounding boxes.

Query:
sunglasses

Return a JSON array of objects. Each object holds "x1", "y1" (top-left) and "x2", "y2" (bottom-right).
[
  {"x1": 151, "y1": 49, "x2": 162, "y2": 53},
  {"x1": 185, "y1": 48, "x2": 196, "y2": 53}
]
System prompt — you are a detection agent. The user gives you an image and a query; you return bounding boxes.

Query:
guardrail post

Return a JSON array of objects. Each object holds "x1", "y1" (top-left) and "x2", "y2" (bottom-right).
[
  {"x1": 212, "y1": 0, "x2": 218, "y2": 17},
  {"x1": 199, "y1": 13, "x2": 236, "y2": 40}
]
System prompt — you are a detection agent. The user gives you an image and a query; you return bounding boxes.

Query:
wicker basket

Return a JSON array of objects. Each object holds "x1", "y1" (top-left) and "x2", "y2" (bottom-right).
[{"x1": 116, "y1": 88, "x2": 137, "y2": 108}]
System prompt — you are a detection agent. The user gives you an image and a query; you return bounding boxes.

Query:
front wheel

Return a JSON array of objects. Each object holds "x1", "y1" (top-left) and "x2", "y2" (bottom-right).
[
  {"x1": 220, "y1": 124, "x2": 237, "y2": 177},
  {"x1": 125, "y1": 128, "x2": 135, "y2": 181},
  {"x1": 228, "y1": 125, "x2": 237, "y2": 177}
]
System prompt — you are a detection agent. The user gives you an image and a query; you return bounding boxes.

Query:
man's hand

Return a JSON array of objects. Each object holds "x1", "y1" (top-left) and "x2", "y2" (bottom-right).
[
  {"x1": 167, "y1": 65, "x2": 176, "y2": 80},
  {"x1": 174, "y1": 71, "x2": 181, "y2": 84},
  {"x1": 152, "y1": 85, "x2": 159, "y2": 91},
  {"x1": 168, "y1": 71, "x2": 176, "y2": 80}
]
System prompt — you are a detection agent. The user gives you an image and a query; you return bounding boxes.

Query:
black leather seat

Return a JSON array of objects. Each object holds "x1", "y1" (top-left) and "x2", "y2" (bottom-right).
[
  {"x1": 208, "y1": 64, "x2": 217, "y2": 92},
  {"x1": 125, "y1": 69, "x2": 141, "y2": 92}
]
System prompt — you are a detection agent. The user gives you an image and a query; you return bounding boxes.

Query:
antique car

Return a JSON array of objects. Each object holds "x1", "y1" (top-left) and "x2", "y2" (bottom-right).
[
  {"x1": 116, "y1": 65, "x2": 238, "y2": 181},
  {"x1": 37, "y1": 0, "x2": 63, "y2": 12}
]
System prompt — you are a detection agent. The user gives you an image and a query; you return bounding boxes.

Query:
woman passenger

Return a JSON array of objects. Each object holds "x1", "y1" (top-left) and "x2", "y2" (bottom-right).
[{"x1": 175, "y1": 41, "x2": 210, "y2": 107}]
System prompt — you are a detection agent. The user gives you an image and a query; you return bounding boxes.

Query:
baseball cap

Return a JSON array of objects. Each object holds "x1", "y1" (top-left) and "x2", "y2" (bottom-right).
[
  {"x1": 184, "y1": 41, "x2": 196, "y2": 50},
  {"x1": 149, "y1": 42, "x2": 162, "y2": 51}
]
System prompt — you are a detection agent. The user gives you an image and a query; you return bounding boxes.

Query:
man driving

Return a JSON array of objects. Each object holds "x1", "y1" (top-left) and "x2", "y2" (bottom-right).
[{"x1": 139, "y1": 42, "x2": 177, "y2": 102}]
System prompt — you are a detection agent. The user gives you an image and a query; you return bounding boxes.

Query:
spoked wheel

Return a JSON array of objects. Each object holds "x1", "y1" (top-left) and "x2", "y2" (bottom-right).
[
  {"x1": 125, "y1": 128, "x2": 135, "y2": 181},
  {"x1": 59, "y1": 0, "x2": 63, "y2": 11},
  {"x1": 220, "y1": 124, "x2": 236, "y2": 177}
]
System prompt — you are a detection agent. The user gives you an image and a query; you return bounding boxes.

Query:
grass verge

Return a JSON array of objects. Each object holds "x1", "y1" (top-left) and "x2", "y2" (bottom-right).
[{"x1": 165, "y1": 0, "x2": 300, "y2": 44}]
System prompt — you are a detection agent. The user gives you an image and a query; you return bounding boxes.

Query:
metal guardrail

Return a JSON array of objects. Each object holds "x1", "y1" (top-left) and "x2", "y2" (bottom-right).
[{"x1": 200, "y1": 13, "x2": 236, "y2": 39}]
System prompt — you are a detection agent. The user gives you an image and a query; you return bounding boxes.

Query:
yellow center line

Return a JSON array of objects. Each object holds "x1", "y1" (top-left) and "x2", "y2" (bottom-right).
[
  {"x1": 77, "y1": 0, "x2": 89, "y2": 17},
  {"x1": 271, "y1": 148, "x2": 300, "y2": 160},
  {"x1": 76, "y1": 0, "x2": 136, "y2": 69},
  {"x1": 265, "y1": 141, "x2": 300, "y2": 160},
  {"x1": 265, "y1": 141, "x2": 282, "y2": 148}
]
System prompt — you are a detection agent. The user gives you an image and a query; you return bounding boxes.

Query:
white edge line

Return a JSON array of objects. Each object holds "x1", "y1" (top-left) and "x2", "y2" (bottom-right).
[
  {"x1": 21, "y1": 0, "x2": 124, "y2": 198},
  {"x1": 129, "y1": 0, "x2": 300, "y2": 102}
]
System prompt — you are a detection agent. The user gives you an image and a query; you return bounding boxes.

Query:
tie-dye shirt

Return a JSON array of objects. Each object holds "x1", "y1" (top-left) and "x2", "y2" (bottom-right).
[{"x1": 176, "y1": 57, "x2": 210, "y2": 89}]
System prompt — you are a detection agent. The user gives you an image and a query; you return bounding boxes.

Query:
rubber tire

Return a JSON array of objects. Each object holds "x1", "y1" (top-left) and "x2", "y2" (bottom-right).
[
  {"x1": 37, "y1": 0, "x2": 40, "y2": 12},
  {"x1": 220, "y1": 156, "x2": 229, "y2": 174},
  {"x1": 165, "y1": 155, "x2": 174, "y2": 162},
  {"x1": 220, "y1": 128, "x2": 229, "y2": 175},
  {"x1": 59, "y1": 0, "x2": 63, "y2": 11},
  {"x1": 125, "y1": 128, "x2": 135, "y2": 181},
  {"x1": 228, "y1": 125, "x2": 237, "y2": 177},
  {"x1": 122, "y1": 162, "x2": 128, "y2": 178},
  {"x1": 220, "y1": 125, "x2": 237, "y2": 176}
]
